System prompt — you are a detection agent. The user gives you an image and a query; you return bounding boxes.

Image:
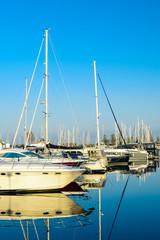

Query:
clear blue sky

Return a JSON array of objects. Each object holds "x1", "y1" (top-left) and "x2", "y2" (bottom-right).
[{"x1": 0, "y1": 0, "x2": 160, "y2": 144}]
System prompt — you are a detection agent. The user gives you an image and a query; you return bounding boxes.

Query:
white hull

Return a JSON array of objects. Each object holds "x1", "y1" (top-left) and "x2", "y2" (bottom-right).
[
  {"x1": 76, "y1": 172, "x2": 107, "y2": 189},
  {"x1": 82, "y1": 160, "x2": 106, "y2": 171},
  {"x1": 105, "y1": 148, "x2": 148, "y2": 161},
  {"x1": 0, "y1": 162, "x2": 84, "y2": 191}
]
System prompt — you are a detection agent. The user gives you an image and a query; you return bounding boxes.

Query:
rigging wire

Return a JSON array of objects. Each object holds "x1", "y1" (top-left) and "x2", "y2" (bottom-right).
[
  {"x1": 12, "y1": 34, "x2": 45, "y2": 147},
  {"x1": 26, "y1": 77, "x2": 45, "y2": 146},
  {"x1": 48, "y1": 34, "x2": 81, "y2": 141},
  {"x1": 108, "y1": 176, "x2": 130, "y2": 240},
  {"x1": 96, "y1": 71, "x2": 127, "y2": 146}
]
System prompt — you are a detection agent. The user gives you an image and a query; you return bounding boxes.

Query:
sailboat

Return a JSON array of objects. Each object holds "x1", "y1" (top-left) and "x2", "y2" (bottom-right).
[{"x1": 81, "y1": 61, "x2": 108, "y2": 171}]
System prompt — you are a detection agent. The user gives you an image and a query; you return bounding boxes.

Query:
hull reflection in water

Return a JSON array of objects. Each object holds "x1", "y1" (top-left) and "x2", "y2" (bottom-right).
[
  {"x1": 106, "y1": 158, "x2": 150, "y2": 177},
  {"x1": 0, "y1": 193, "x2": 87, "y2": 220},
  {"x1": 129, "y1": 159, "x2": 149, "y2": 172}
]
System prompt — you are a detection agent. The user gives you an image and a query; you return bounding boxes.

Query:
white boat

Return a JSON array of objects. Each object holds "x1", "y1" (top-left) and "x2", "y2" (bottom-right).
[
  {"x1": 76, "y1": 172, "x2": 107, "y2": 190},
  {"x1": 0, "y1": 161, "x2": 84, "y2": 192},
  {"x1": 104, "y1": 144, "x2": 148, "y2": 161},
  {"x1": 81, "y1": 147, "x2": 107, "y2": 171},
  {"x1": 82, "y1": 160, "x2": 106, "y2": 172}
]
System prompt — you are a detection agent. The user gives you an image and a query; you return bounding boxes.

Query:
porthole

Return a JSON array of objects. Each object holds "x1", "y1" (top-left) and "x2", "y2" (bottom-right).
[
  {"x1": 15, "y1": 212, "x2": 21, "y2": 215},
  {"x1": 43, "y1": 212, "x2": 49, "y2": 215},
  {"x1": 55, "y1": 172, "x2": 61, "y2": 175},
  {"x1": 56, "y1": 211, "x2": 62, "y2": 214},
  {"x1": 0, "y1": 173, "x2": 6, "y2": 175},
  {"x1": 15, "y1": 172, "x2": 21, "y2": 175},
  {"x1": 42, "y1": 172, "x2": 49, "y2": 175},
  {"x1": 1, "y1": 211, "x2": 6, "y2": 214}
]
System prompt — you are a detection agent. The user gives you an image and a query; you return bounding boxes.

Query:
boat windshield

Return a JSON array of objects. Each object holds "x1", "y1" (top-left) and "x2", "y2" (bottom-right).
[
  {"x1": 1, "y1": 152, "x2": 26, "y2": 158},
  {"x1": 23, "y1": 151, "x2": 44, "y2": 158}
]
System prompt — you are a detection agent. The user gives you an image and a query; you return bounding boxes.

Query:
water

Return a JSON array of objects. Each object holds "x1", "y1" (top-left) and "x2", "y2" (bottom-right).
[{"x1": 0, "y1": 159, "x2": 160, "y2": 240}]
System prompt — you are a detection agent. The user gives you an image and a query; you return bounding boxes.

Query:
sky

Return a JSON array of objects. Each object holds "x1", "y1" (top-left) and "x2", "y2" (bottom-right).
[{"x1": 0, "y1": 0, "x2": 160, "y2": 144}]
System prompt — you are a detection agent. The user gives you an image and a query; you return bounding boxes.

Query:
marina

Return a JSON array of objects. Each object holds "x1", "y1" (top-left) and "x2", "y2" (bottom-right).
[{"x1": 0, "y1": 1, "x2": 160, "y2": 239}]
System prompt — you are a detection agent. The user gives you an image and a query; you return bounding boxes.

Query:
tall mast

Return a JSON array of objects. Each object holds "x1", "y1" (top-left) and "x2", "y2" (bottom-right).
[
  {"x1": 141, "y1": 119, "x2": 144, "y2": 143},
  {"x1": 45, "y1": 29, "x2": 48, "y2": 150},
  {"x1": 24, "y1": 78, "x2": 27, "y2": 149},
  {"x1": 93, "y1": 61, "x2": 100, "y2": 147}
]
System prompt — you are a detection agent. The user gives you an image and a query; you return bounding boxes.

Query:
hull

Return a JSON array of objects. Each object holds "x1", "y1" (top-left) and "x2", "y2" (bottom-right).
[
  {"x1": 105, "y1": 149, "x2": 148, "y2": 161},
  {"x1": 82, "y1": 160, "x2": 106, "y2": 172},
  {"x1": 0, "y1": 162, "x2": 84, "y2": 192},
  {"x1": 76, "y1": 172, "x2": 107, "y2": 189},
  {"x1": 52, "y1": 160, "x2": 84, "y2": 167}
]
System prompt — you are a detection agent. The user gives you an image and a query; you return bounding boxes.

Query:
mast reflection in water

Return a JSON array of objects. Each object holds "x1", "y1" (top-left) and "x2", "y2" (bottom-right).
[{"x1": 0, "y1": 159, "x2": 160, "y2": 240}]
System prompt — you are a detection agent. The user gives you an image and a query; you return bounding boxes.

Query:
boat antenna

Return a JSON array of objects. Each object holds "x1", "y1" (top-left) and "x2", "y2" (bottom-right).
[{"x1": 96, "y1": 71, "x2": 127, "y2": 146}]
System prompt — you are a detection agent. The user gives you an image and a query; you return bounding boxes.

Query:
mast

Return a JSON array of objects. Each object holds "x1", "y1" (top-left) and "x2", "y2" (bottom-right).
[
  {"x1": 142, "y1": 119, "x2": 144, "y2": 143},
  {"x1": 45, "y1": 29, "x2": 48, "y2": 151},
  {"x1": 24, "y1": 78, "x2": 27, "y2": 149},
  {"x1": 93, "y1": 61, "x2": 100, "y2": 147},
  {"x1": 137, "y1": 117, "x2": 139, "y2": 143}
]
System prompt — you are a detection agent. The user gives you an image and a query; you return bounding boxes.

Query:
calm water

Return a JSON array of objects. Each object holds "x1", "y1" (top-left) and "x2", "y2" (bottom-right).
[{"x1": 0, "y1": 159, "x2": 160, "y2": 240}]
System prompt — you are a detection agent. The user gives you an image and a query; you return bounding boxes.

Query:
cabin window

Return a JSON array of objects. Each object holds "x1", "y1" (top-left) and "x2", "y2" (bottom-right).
[
  {"x1": 15, "y1": 212, "x2": 21, "y2": 215},
  {"x1": 15, "y1": 172, "x2": 21, "y2": 175},
  {"x1": 24, "y1": 151, "x2": 44, "y2": 158},
  {"x1": 1, "y1": 153, "x2": 25, "y2": 158},
  {"x1": 42, "y1": 172, "x2": 49, "y2": 174},
  {"x1": 1, "y1": 173, "x2": 6, "y2": 175},
  {"x1": 55, "y1": 172, "x2": 61, "y2": 174}
]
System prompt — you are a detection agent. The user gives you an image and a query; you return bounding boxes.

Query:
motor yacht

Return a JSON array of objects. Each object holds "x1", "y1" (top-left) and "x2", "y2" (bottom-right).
[
  {"x1": 104, "y1": 144, "x2": 148, "y2": 162},
  {"x1": 0, "y1": 160, "x2": 84, "y2": 192}
]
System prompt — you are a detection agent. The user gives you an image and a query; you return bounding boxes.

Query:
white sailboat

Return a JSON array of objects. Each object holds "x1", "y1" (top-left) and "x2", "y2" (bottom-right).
[
  {"x1": 0, "y1": 30, "x2": 85, "y2": 192},
  {"x1": 82, "y1": 61, "x2": 107, "y2": 171}
]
